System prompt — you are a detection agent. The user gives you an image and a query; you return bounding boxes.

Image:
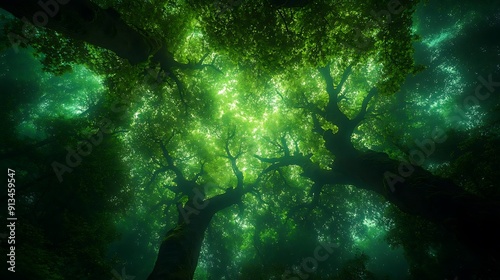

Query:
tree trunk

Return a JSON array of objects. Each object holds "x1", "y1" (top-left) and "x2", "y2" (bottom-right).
[
  {"x1": 1, "y1": 0, "x2": 157, "y2": 65},
  {"x1": 313, "y1": 64, "x2": 500, "y2": 272},
  {"x1": 146, "y1": 211, "x2": 210, "y2": 280},
  {"x1": 334, "y1": 149, "x2": 500, "y2": 271},
  {"x1": 147, "y1": 187, "x2": 243, "y2": 280}
]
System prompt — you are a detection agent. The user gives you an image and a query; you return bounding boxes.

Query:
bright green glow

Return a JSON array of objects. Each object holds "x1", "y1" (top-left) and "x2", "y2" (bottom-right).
[
  {"x1": 363, "y1": 217, "x2": 377, "y2": 228},
  {"x1": 423, "y1": 11, "x2": 477, "y2": 48},
  {"x1": 424, "y1": 31, "x2": 454, "y2": 48},
  {"x1": 15, "y1": 63, "x2": 104, "y2": 139},
  {"x1": 8, "y1": 1, "x2": 496, "y2": 278},
  {"x1": 428, "y1": 63, "x2": 462, "y2": 112},
  {"x1": 352, "y1": 218, "x2": 385, "y2": 250}
]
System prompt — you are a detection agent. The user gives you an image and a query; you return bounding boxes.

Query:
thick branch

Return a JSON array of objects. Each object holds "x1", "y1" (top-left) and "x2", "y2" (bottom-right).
[
  {"x1": 158, "y1": 140, "x2": 184, "y2": 180},
  {"x1": 224, "y1": 129, "x2": 244, "y2": 189},
  {"x1": 146, "y1": 166, "x2": 168, "y2": 190},
  {"x1": 352, "y1": 87, "x2": 377, "y2": 126},
  {"x1": 153, "y1": 48, "x2": 222, "y2": 74},
  {"x1": 203, "y1": 187, "x2": 244, "y2": 217},
  {"x1": 318, "y1": 65, "x2": 352, "y2": 126},
  {"x1": 280, "y1": 136, "x2": 290, "y2": 157},
  {"x1": 254, "y1": 154, "x2": 311, "y2": 174},
  {"x1": 297, "y1": 91, "x2": 325, "y2": 122},
  {"x1": 192, "y1": 162, "x2": 206, "y2": 182},
  {"x1": 255, "y1": 151, "x2": 345, "y2": 186},
  {"x1": 315, "y1": 64, "x2": 377, "y2": 158},
  {"x1": 149, "y1": 135, "x2": 205, "y2": 200},
  {"x1": 2, "y1": 0, "x2": 157, "y2": 65},
  {"x1": 311, "y1": 113, "x2": 325, "y2": 135}
]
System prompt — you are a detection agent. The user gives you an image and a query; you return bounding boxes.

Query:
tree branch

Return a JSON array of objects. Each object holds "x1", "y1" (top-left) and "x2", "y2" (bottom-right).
[
  {"x1": 192, "y1": 162, "x2": 206, "y2": 183},
  {"x1": 280, "y1": 136, "x2": 290, "y2": 157},
  {"x1": 146, "y1": 166, "x2": 168, "y2": 190},
  {"x1": 175, "y1": 53, "x2": 223, "y2": 74},
  {"x1": 311, "y1": 113, "x2": 325, "y2": 135},
  {"x1": 352, "y1": 87, "x2": 377, "y2": 126},
  {"x1": 158, "y1": 139, "x2": 184, "y2": 180},
  {"x1": 318, "y1": 64, "x2": 352, "y2": 126},
  {"x1": 224, "y1": 130, "x2": 244, "y2": 190}
]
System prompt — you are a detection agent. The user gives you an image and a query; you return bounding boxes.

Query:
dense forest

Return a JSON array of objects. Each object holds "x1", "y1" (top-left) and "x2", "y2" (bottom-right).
[{"x1": 1, "y1": 0, "x2": 499, "y2": 279}]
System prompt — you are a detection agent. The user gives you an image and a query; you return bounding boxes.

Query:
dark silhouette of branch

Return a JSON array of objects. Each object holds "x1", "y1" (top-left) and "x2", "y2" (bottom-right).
[
  {"x1": 145, "y1": 133, "x2": 206, "y2": 199},
  {"x1": 224, "y1": 128, "x2": 244, "y2": 190},
  {"x1": 158, "y1": 139, "x2": 184, "y2": 180},
  {"x1": 318, "y1": 64, "x2": 352, "y2": 126},
  {"x1": 352, "y1": 87, "x2": 377, "y2": 125},
  {"x1": 146, "y1": 166, "x2": 168, "y2": 191},
  {"x1": 255, "y1": 136, "x2": 343, "y2": 185},
  {"x1": 311, "y1": 112, "x2": 325, "y2": 135},
  {"x1": 277, "y1": 9, "x2": 291, "y2": 34},
  {"x1": 314, "y1": 64, "x2": 379, "y2": 158},
  {"x1": 192, "y1": 162, "x2": 206, "y2": 183},
  {"x1": 151, "y1": 49, "x2": 223, "y2": 114},
  {"x1": 280, "y1": 136, "x2": 290, "y2": 157},
  {"x1": 296, "y1": 91, "x2": 325, "y2": 118}
]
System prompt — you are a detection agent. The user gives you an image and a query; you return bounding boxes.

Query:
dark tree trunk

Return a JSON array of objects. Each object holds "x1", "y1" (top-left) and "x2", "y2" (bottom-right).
[
  {"x1": 1, "y1": 0, "x2": 157, "y2": 65},
  {"x1": 1, "y1": 0, "x2": 217, "y2": 80},
  {"x1": 334, "y1": 149, "x2": 500, "y2": 271},
  {"x1": 146, "y1": 212, "x2": 209, "y2": 280},
  {"x1": 147, "y1": 187, "x2": 243, "y2": 280},
  {"x1": 293, "y1": 64, "x2": 500, "y2": 274}
]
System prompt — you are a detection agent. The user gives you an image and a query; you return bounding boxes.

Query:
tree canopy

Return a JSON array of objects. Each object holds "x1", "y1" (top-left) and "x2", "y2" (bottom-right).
[{"x1": 1, "y1": 0, "x2": 500, "y2": 279}]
